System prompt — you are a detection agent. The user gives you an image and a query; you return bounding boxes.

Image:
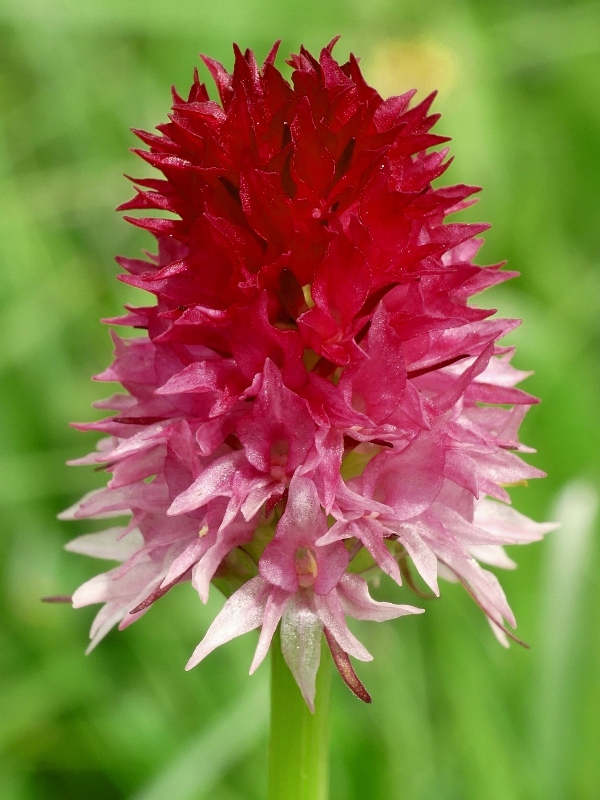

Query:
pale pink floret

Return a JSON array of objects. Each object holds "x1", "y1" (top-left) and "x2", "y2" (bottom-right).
[{"x1": 186, "y1": 475, "x2": 422, "y2": 709}]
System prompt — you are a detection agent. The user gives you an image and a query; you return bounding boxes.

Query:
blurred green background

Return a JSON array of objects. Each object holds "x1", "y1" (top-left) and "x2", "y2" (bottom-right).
[{"x1": 1, "y1": 0, "x2": 599, "y2": 798}]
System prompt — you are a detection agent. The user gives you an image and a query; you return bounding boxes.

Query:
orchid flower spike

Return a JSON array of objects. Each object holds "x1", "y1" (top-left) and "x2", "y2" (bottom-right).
[{"x1": 61, "y1": 41, "x2": 555, "y2": 707}]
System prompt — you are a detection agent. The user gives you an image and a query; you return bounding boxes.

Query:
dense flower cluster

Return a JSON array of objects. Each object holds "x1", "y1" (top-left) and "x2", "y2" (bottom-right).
[{"x1": 62, "y1": 41, "x2": 554, "y2": 709}]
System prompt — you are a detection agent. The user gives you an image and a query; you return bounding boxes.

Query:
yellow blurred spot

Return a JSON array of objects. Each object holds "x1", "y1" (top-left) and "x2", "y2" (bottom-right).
[
  {"x1": 198, "y1": 525, "x2": 209, "y2": 537},
  {"x1": 365, "y1": 38, "x2": 459, "y2": 99},
  {"x1": 295, "y1": 547, "x2": 318, "y2": 588},
  {"x1": 302, "y1": 284, "x2": 315, "y2": 309}
]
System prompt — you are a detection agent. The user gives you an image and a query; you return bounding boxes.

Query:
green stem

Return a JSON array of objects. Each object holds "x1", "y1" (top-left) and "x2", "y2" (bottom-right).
[{"x1": 268, "y1": 629, "x2": 331, "y2": 800}]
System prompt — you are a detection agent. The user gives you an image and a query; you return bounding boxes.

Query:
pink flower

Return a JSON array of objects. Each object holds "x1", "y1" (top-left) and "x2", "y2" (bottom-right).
[{"x1": 62, "y1": 40, "x2": 555, "y2": 705}]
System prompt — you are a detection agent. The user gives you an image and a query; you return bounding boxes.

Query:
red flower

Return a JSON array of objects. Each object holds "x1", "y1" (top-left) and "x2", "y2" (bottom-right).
[{"x1": 62, "y1": 41, "x2": 554, "y2": 708}]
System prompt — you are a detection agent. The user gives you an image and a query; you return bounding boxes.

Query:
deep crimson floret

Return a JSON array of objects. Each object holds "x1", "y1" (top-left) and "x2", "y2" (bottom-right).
[{"x1": 62, "y1": 42, "x2": 555, "y2": 707}]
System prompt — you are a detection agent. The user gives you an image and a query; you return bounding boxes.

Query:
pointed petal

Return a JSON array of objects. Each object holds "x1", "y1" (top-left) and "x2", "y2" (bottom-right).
[
  {"x1": 249, "y1": 588, "x2": 290, "y2": 674},
  {"x1": 394, "y1": 521, "x2": 440, "y2": 595},
  {"x1": 280, "y1": 593, "x2": 323, "y2": 712},
  {"x1": 354, "y1": 518, "x2": 402, "y2": 585},
  {"x1": 65, "y1": 527, "x2": 143, "y2": 562},
  {"x1": 161, "y1": 536, "x2": 211, "y2": 587},
  {"x1": 434, "y1": 544, "x2": 516, "y2": 629},
  {"x1": 473, "y1": 498, "x2": 558, "y2": 544},
  {"x1": 468, "y1": 544, "x2": 516, "y2": 570},
  {"x1": 192, "y1": 516, "x2": 256, "y2": 603},
  {"x1": 313, "y1": 591, "x2": 372, "y2": 662},
  {"x1": 168, "y1": 452, "x2": 241, "y2": 515},
  {"x1": 337, "y1": 574, "x2": 423, "y2": 621},
  {"x1": 186, "y1": 576, "x2": 269, "y2": 669},
  {"x1": 86, "y1": 603, "x2": 128, "y2": 652},
  {"x1": 72, "y1": 573, "x2": 113, "y2": 608}
]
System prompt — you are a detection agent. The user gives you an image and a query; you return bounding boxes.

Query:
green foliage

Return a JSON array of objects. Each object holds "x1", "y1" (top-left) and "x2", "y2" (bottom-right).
[{"x1": 1, "y1": 1, "x2": 599, "y2": 797}]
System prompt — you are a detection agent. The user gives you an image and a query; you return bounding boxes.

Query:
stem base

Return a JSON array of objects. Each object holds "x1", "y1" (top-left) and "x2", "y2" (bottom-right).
[{"x1": 268, "y1": 629, "x2": 331, "y2": 800}]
